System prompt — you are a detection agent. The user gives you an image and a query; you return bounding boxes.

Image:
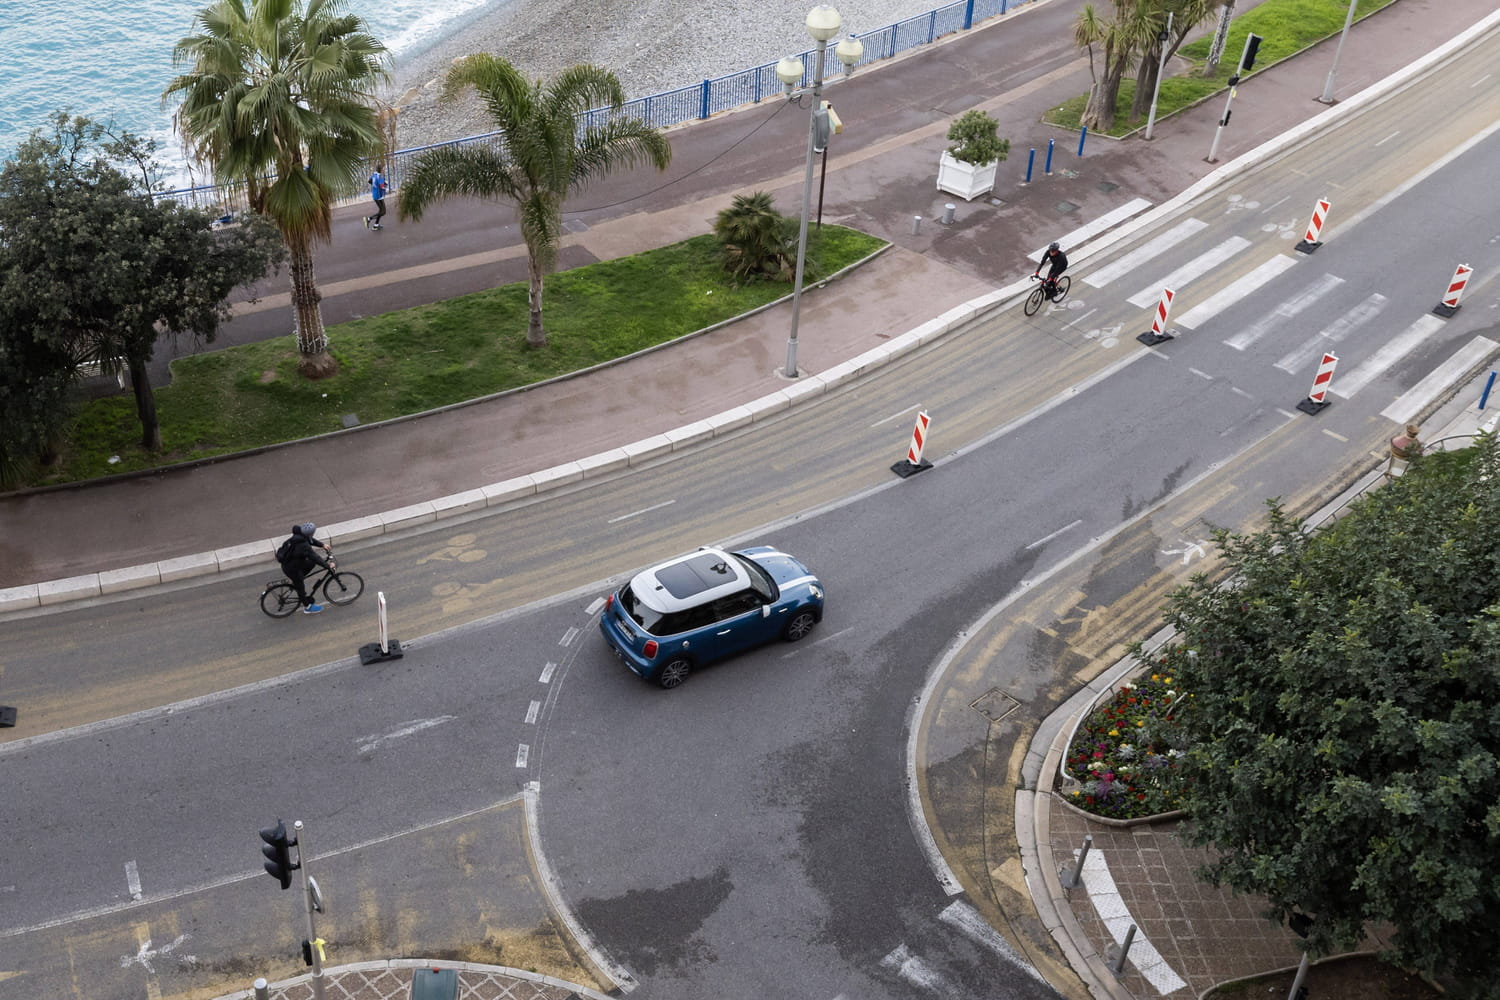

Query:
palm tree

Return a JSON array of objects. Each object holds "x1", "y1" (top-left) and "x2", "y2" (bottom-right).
[
  {"x1": 713, "y1": 191, "x2": 796, "y2": 283},
  {"x1": 398, "y1": 57, "x2": 673, "y2": 348},
  {"x1": 164, "y1": 0, "x2": 389, "y2": 378}
]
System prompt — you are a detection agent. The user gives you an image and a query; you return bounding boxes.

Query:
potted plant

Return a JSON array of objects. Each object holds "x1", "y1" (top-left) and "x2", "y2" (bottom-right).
[{"x1": 937, "y1": 109, "x2": 1009, "y2": 201}]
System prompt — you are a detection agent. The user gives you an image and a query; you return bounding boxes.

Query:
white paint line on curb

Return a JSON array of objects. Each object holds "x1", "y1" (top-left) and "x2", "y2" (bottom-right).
[{"x1": 1077, "y1": 849, "x2": 1188, "y2": 995}]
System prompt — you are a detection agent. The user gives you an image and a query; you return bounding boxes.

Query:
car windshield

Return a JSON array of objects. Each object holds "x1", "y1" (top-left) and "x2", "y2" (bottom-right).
[
  {"x1": 619, "y1": 582, "x2": 668, "y2": 633},
  {"x1": 731, "y1": 552, "x2": 776, "y2": 601}
]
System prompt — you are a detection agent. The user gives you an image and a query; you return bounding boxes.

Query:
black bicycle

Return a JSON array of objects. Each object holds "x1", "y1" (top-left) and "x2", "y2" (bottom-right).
[
  {"x1": 1024, "y1": 273, "x2": 1072, "y2": 316},
  {"x1": 260, "y1": 561, "x2": 365, "y2": 618}
]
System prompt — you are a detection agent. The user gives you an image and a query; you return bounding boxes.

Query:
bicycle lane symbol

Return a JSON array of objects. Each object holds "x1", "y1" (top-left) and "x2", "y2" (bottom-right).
[{"x1": 418, "y1": 532, "x2": 500, "y2": 614}]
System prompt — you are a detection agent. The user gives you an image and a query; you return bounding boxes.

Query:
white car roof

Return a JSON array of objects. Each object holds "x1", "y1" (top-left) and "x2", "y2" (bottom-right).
[{"x1": 629, "y1": 547, "x2": 752, "y2": 614}]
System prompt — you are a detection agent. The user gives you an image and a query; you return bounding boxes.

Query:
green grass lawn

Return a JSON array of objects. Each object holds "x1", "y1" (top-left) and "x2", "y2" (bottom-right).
[
  {"x1": 45, "y1": 226, "x2": 886, "y2": 486},
  {"x1": 1044, "y1": 0, "x2": 1396, "y2": 137}
]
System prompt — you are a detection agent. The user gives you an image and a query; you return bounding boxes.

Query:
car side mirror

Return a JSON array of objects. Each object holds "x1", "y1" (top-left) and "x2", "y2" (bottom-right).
[{"x1": 762, "y1": 606, "x2": 771, "y2": 618}]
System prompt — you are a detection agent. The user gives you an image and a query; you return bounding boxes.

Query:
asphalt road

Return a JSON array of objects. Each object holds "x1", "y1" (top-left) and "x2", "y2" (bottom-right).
[{"x1": 3, "y1": 40, "x2": 1499, "y2": 1000}]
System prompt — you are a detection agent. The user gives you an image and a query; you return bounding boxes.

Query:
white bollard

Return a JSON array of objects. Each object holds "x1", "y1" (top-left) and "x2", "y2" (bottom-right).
[{"x1": 358, "y1": 590, "x2": 405, "y2": 663}]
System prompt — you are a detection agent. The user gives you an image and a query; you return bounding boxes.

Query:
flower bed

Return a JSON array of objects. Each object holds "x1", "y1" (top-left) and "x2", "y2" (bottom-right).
[{"x1": 1063, "y1": 671, "x2": 1191, "y2": 820}]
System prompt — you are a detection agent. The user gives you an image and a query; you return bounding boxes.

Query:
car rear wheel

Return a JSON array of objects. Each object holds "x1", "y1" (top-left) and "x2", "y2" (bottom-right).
[
  {"x1": 657, "y1": 656, "x2": 692, "y2": 689},
  {"x1": 782, "y1": 610, "x2": 818, "y2": 642}
]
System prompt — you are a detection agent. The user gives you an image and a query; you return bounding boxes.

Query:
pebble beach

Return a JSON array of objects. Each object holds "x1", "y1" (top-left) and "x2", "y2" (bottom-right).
[{"x1": 385, "y1": 0, "x2": 942, "y2": 149}]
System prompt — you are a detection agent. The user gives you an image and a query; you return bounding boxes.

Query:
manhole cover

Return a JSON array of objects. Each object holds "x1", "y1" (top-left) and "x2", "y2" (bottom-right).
[
  {"x1": 1097, "y1": 180, "x2": 1119, "y2": 193},
  {"x1": 988, "y1": 196, "x2": 1006, "y2": 207},
  {"x1": 340, "y1": 413, "x2": 361, "y2": 428},
  {"x1": 563, "y1": 218, "x2": 590, "y2": 234},
  {"x1": 1061, "y1": 168, "x2": 1080, "y2": 179},
  {"x1": 1056, "y1": 200, "x2": 1079, "y2": 214},
  {"x1": 971, "y1": 688, "x2": 1021, "y2": 723}
]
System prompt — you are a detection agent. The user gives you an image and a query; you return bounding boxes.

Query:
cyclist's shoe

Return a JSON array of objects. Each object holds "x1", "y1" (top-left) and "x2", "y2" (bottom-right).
[{"x1": 302, "y1": 603, "x2": 325, "y2": 614}]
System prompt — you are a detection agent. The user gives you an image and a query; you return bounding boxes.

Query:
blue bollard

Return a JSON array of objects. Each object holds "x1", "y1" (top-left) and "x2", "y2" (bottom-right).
[
  {"x1": 1078, "y1": 126, "x2": 1087, "y2": 156},
  {"x1": 1044, "y1": 138, "x2": 1055, "y2": 175},
  {"x1": 1024, "y1": 147, "x2": 1035, "y2": 184},
  {"x1": 1480, "y1": 370, "x2": 1497, "y2": 410}
]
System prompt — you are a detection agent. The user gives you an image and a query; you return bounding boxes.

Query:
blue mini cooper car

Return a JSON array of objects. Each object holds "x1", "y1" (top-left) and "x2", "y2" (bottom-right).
[{"x1": 599, "y1": 545, "x2": 825, "y2": 688}]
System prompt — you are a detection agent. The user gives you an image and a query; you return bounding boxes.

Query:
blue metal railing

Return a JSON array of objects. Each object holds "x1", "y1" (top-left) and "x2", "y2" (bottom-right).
[{"x1": 156, "y1": 0, "x2": 1036, "y2": 213}]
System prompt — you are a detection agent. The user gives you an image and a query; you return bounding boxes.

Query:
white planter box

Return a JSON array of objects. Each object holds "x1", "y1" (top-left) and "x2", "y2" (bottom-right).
[{"x1": 936, "y1": 150, "x2": 998, "y2": 201}]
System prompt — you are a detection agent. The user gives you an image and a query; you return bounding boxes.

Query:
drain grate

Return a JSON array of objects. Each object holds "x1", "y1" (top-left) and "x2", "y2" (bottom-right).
[
  {"x1": 1056, "y1": 200, "x2": 1079, "y2": 214},
  {"x1": 1097, "y1": 180, "x2": 1119, "y2": 193},
  {"x1": 971, "y1": 687, "x2": 1021, "y2": 723}
]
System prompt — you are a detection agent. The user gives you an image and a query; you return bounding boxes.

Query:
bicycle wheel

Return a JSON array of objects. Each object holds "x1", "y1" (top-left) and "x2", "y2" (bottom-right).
[
  {"x1": 1053, "y1": 275, "x2": 1071, "y2": 303},
  {"x1": 260, "y1": 582, "x2": 300, "y2": 619},
  {"x1": 321, "y1": 571, "x2": 365, "y2": 607},
  {"x1": 1023, "y1": 285, "x2": 1046, "y2": 317}
]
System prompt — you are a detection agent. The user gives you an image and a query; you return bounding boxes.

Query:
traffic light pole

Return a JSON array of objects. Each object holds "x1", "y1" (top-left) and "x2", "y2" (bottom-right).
[
  {"x1": 294, "y1": 821, "x2": 326, "y2": 1000},
  {"x1": 1206, "y1": 33, "x2": 1261, "y2": 163}
]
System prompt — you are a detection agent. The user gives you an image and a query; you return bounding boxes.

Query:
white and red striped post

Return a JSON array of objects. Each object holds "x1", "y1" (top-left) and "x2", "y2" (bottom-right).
[
  {"x1": 1297, "y1": 353, "x2": 1338, "y2": 414},
  {"x1": 358, "y1": 590, "x2": 405, "y2": 663},
  {"x1": 1433, "y1": 263, "x2": 1473, "y2": 317},
  {"x1": 1137, "y1": 287, "x2": 1177, "y2": 345},
  {"x1": 1295, "y1": 198, "x2": 1330, "y2": 253},
  {"x1": 892, "y1": 410, "x2": 934, "y2": 478}
]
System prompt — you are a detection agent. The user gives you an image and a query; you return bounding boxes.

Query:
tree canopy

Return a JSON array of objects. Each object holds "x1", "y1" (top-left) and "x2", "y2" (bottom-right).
[
  {"x1": 1157, "y1": 436, "x2": 1500, "y2": 993},
  {"x1": 397, "y1": 57, "x2": 672, "y2": 347},
  {"x1": 0, "y1": 113, "x2": 283, "y2": 481},
  {"x1": 163, "y1": 0, "x2": 389, "y2": 377}
]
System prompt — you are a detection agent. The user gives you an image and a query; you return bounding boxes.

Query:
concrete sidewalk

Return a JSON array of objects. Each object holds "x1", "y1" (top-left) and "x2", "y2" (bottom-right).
[{"x1": 5, "y1": 0, "x2": 1493, "y2": 600}]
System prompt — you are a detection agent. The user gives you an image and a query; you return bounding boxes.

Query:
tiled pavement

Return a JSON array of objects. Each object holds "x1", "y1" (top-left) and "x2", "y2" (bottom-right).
[{"x1": 213, "y1": 960, "x2": 611, "y2": 1000}]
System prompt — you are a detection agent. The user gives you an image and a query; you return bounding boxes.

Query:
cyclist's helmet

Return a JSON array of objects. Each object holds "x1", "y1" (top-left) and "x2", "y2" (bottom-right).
[
  {"x1": 1048, "y1": 242, "x2": 1060, "y2": 252},
  {"x1": 299, "y1": 522, "x2": 317, "y2": 537}
]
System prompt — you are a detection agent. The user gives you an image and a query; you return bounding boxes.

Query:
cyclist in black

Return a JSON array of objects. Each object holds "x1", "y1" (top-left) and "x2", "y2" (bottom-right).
[
  {"x1": 276, "y1": 522, "x2": 333, "y2": 614},
  {"x1": 1034, "y1": 242, "x2": 1069, "y2": 299}
]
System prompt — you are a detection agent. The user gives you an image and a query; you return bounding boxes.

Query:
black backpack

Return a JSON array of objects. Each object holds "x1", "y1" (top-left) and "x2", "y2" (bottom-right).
[{"x1": 275, "y1": 536, "x2": 297, "y2": 564}]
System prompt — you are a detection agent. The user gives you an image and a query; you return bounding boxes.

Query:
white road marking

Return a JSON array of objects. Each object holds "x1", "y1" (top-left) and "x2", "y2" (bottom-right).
[
  {"x1": 607, "y1": 499, "x2": 675, "y2": 524},
  {"x1": 1332, "y1": 314, "x2": 1446, "y2": 398},
  {"x1": 1224, "y1": 272, "x2": 1345, "y2": 350},
  {"x1": 938, "y1": 899, "x2": 1049, "y2": 984},
  {"x1": 1084, "y1": 218, "x2": 1209, "y2": 287},
  {"x1": 1322, "y1": 429, "x2": 1349, "y2": 442},
  {"x1": 356, "y1": 716, "x2": 455, "y2": 755},
  {"x1": 119, "y1": 932, "x2": 192, "y2": 976},
  {"x1": 1188, "y1": 368, "x2": 1214, "y2": 380},
  {"x1": 1374, "y1": 131, "x2": 1401, "y2": 146},
  {"x1": 1031, "y1": 197, "x2": 1153, "y2": 261},
  {"x1": 1176, "y1": 255, "x2": 1299, "y2": 329},
  {"x1": 1381, "y1": 336, "x2": 1500, "y2": 424},
  {"x1": 879, "y1": 942, "x2": 960, "y2": 994},
  {"x1": 872, "y1": 404, "x2": 923, "y2": 428},
  {"x1": 1231, "y1": 386, "x2": 1254, "y2": 398},
  {"x1": 539, "y1": 661, "x2": 558, "y2": 683},
  {"x1": 525, "y1": 700, "x2": 540, "y2": 725},
  {"x1": 1076, "y1": 849, "x2": 1188, "y2": 994},
  {"x1": 584, "y1": 596, "x2": 605, "y2": 615},
  {"x1": 1026, "y1": 519, "x2": 1083, "y2": 550},
  {"x1": 1127, "y1": 236, "x2": 1250, "y2": 307},
  {"x1": 559, "y1": 627, "x2": 579, "y2": 646},
  {"x1": 515, "y1": 744, "x2": 529, "y2": 768},
  {"x1": 1472, "y1": 73, "x2": 1492, "y2": 87},
  {"x1": 125, "y1": 861, "x2": 142, "y2": 901},
  {"x1": 1275, "y1": 292, "x2": 1388, "y2": 373}
]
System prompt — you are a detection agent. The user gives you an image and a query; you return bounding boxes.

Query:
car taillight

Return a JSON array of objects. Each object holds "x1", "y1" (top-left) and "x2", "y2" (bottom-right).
[
  {"x1": 643, "y1": 640, "x2": 658, "y2": 658},
  {"x1": 605, "y1": 594, "x2": 615, "y2": 611}
]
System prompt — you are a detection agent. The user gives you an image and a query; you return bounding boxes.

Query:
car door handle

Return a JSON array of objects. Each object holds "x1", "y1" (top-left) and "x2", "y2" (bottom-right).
[{"x1": 717, "y1": 629, "x2": 733, "y2": 635}]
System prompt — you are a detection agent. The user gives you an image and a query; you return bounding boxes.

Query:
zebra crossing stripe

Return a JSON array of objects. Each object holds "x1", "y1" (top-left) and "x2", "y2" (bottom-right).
[
  {"x1": 1084, "y1": 218, "x2": 1209, "y2": 288},
  {"x1": 1332, "y1": 314, "x2": 1446, "y2": 398},
  {"x1": 1176, "y1": 255, "x2": 1298, "y2": 329},
  {"x1": 1127, "y1": 236, "x2": 1250, "y2": 308},
  {"x1": 1029, "y1": 197, "x2": 1153, "y2": 261},
  {"x1": 1224, "y1": 272, "x2": 1346, "y2": 351},
  {"x1": 1380, "y1": 336, "x2": 1500, "y2": 424},
  {"x1": 1275, "y1": 292, "x2": 1388, "y2": 374}
]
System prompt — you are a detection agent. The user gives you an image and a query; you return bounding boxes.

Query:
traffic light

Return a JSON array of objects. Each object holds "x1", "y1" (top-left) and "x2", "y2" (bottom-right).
[
  {"x1": 259, "y1": 820, "x2": 299, "y2": 890},
  {"x1": 1240, "y1": 33, "x2": 1262, "y2": 72}
]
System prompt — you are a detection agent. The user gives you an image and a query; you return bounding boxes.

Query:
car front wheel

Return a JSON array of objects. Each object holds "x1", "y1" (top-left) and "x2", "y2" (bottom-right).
[
  {"x1": 657, "y1": 656, "x2": 692, "y2": 689},
  {"x1": 782, "y1": 610, "x2": 818, "y2": 642}
]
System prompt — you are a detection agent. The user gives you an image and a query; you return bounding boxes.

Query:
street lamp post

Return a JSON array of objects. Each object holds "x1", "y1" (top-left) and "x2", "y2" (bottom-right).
[
  {"x1": 1318, "y1": 0, "x2": 1359, "y2": 104},
  {"x1": 775, "y1": 6, "x2": 863, "y2": 378}
]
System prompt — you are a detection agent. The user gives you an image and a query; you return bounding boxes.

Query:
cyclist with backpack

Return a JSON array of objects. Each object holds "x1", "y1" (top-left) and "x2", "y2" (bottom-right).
[
  {"x1": 276, "y1": 523, "x2": 333, "y2": 614},
  {"x1": 1034, "y1": 242, "x2": 1069, "y2": 300}
]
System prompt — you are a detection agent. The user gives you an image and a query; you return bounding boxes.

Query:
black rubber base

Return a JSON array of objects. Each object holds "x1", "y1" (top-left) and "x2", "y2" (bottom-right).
[
  {"x1": 1296, "y1": 397, "x2": 1330, "y2": 415},
  {"x1": 359, "y1": 639, "x2": 405, "y2": 664},
  {"x1": 1294, "y1": 239, "x2": 1322, "y2": 254},
  {"x1": 1432, "y1": 302, "x2": 1460, "y2": 318},
  {"x1": 0, "y1": 706, "x2": 16, "y2": 728},
  {"x1": 1137, "y1": 329, "x2": 1175, "y2": 346},
  {"x1": 891, "y1": 459, "x2": 933, "y2": 478}
]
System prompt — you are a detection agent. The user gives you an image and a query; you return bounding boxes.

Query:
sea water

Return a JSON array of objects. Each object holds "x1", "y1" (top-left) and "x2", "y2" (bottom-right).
[{"x1": 2, "y1": 0, "x2": 498, "y2": 183}]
